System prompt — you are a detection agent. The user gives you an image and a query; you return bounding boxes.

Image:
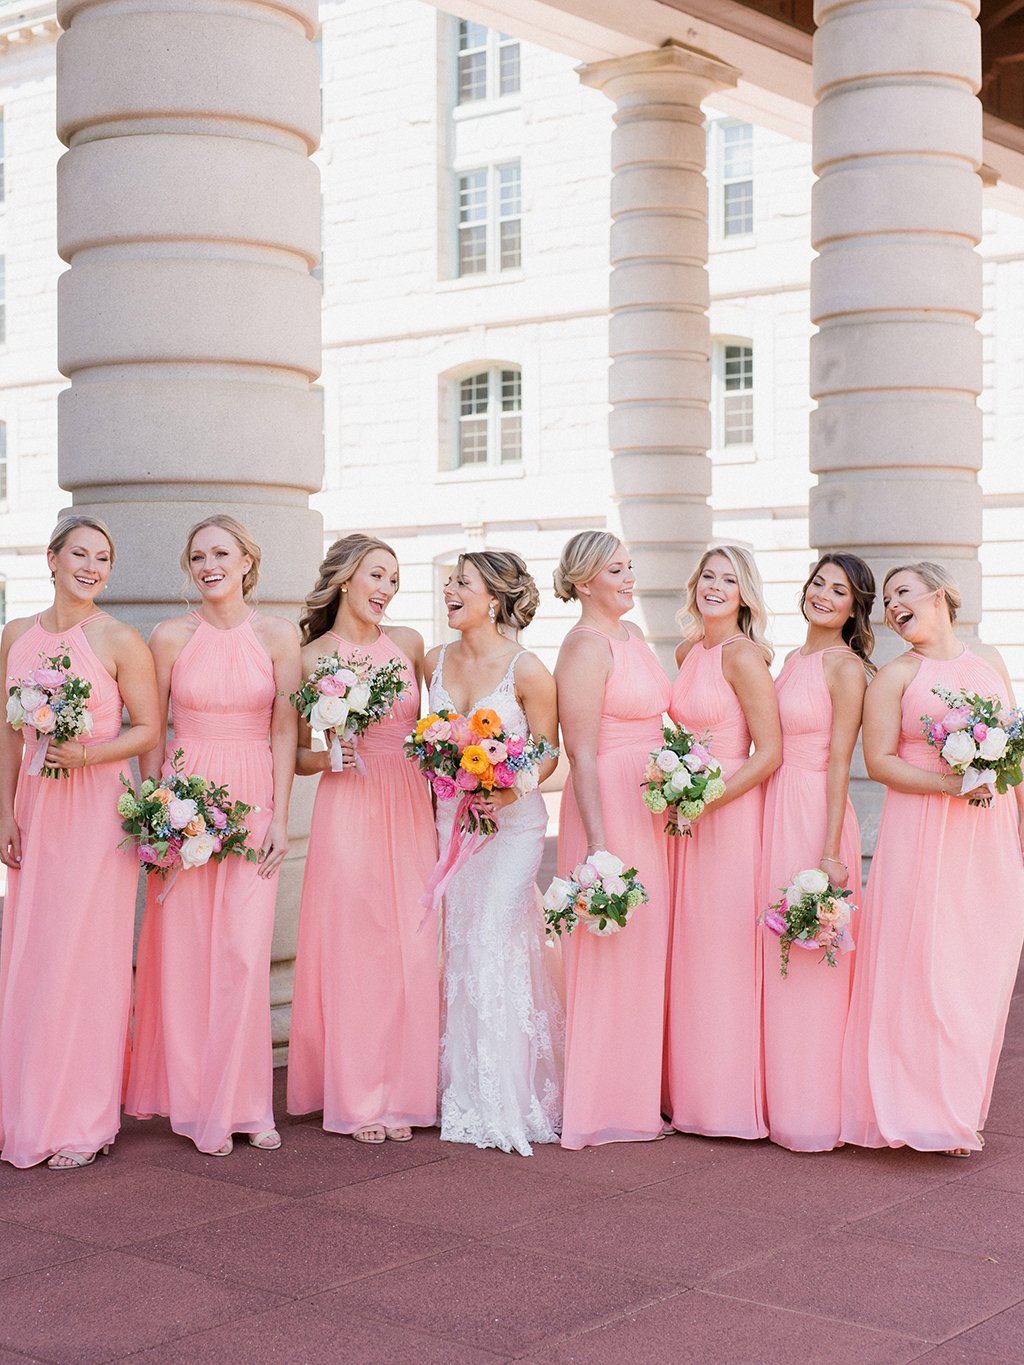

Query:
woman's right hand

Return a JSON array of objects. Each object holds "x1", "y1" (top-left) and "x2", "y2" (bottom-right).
[
  {"x1": 0, "y1": 813, "x2": 22, "y2": 868},
  {"x1": 326, "y1": 733, "x2": 357, "y2": 771}
]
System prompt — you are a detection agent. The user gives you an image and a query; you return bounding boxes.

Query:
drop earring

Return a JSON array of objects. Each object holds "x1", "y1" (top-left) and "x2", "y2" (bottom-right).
[{"x1": 488, "y1": 603, "x2": 496, "y2": 624}]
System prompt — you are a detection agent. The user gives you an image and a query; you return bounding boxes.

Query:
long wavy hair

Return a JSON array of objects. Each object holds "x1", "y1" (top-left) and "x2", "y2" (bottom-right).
[
  {"x1": 800, "y1": 552, "x2": 877, "y2": 674},
  {"x1": 299, "y1": 533, "x2": 398, "y2": 646},
  {"x1": 677, "y1": 544, "x2": 773, "y2": 663}
]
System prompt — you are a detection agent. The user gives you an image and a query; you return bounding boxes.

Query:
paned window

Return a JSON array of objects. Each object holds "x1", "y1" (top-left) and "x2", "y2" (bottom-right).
[
  {"x1": 0, "y1": 256, "x2": 6, "y2": 344},
  {"x1": 0, "y1": 420, "x2": 6, "y2": 499},
  {"x1": 0, "y1": 110, "x2": 6, "y2": 202},
  {"x1": 457, "y1": 162, "x2": 521, "y2": 277},
  {"x1": 457, "y1": 22, "x2": 520, "y2": 104},
  {"x1": 707, "y1": 120, "x2": 754, "y2": 239},
  {"x1": 455, "y1": 367, "x2": 522, "y2": 469},
  {"x1": 714, "y1": 341, "x2": 754, "y2": 447}
]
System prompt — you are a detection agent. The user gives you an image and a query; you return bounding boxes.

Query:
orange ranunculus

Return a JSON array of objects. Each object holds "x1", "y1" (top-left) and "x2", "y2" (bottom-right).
[
  {"x1": 460, "y1": 745, "x2": 491, "y2": 779},
  {"x1": 151, "y1": 787, "x2": 172, "y2": 805},
  {"x1": 415, "y1": 713, "x2": 441, "y2": 741},
  {"x1": 470, "y1": 708, "x2": 502, "y2": 738},
  {"x1": 184, "y1": 817, "x2": 206, "y2": 838}
]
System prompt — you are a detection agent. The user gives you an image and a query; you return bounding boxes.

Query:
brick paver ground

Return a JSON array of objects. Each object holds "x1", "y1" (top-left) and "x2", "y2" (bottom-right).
[{"x1": 2, "y1": 966, "x2": 1023, "y2": 1363}]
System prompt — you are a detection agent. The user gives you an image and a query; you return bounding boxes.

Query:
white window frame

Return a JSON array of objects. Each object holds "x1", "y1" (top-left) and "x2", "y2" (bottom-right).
[
  {"x1": 707, "y1": 118, "x2": 754, "y2": 243},
  {"x1": 0, "y1": 109, "x2": 6, "y2": 204},
  {"x1": 454, "y1": 161, "x2": 521, "y2": 278},
  {"x1": 712, "y1": 339, "x2": 754, "y2": 457},
  {"x1": 444, "y1": 365, "x2": 523, "y2": 474},
  {"x1": 454, "y1": 21, "x2": 520, "y2": 107},
  {"x1": 0, "y1": 420, "x2": 6, "y2": 502}
]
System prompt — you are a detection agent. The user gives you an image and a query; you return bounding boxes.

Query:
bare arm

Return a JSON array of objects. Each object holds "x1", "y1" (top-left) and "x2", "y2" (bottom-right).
[
  {"x1": 486, "y1": 653, "x2": 559, "y2": 812},
  {"x1": 973, "y1": 641, "x2": 1024, "y2": 828},
  {"x1": 819, "y1": 652, "x2": 867, "y2": 887},
  {"x1": 554, "y1": 630, "x2": 612, "y2": 853},
  {"x1": 295, "y1": 637, "x2": 333, "y2": 777},
  {"x1": 258, "y1": 616, "x2": 302, "y2": 878},
  {"x1": 141, "y1": 619, "x2": 190, "y2": 781},
  {"x1": 708, "y1": 639, "x2": 783, "y2": 813},
  {"x1": 0, "y1": 617, "x2": 34, "y2": 868},
  {"x1": 863, "y1": 657, "x2": 964, "y2": 797}
]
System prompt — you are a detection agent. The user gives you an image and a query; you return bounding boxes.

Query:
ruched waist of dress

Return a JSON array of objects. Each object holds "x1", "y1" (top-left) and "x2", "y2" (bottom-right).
[
  {"x1": 172, "y1": 704, "x2": 272, "y2": 744},
  {"x1": 350, "y1": 725, "x2": 410, "y2": 758},
  {"x1": 597, "y1": 717, "x2": 665, "y2": 757},
  {"x1": 898, "y1": 738, "x2": 946, "y2": 772},
  {"x1": 780, "y1": 735, "x2": 829, "y2": 772}
]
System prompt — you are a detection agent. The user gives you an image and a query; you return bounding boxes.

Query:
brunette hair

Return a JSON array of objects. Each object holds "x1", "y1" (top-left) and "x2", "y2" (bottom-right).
[
  {"x1": 882, "y1": 560, "x2": 961, "y2": 624},
  {"x1": 552, "y1": 530, "x2": 621, "y2": 603},
  {"x1": 677, "y1": 544, "x2": 773, "y2": 663},
  {"x1": 299, "y1": 533, "x2": 399, "y2": 646},
  {"x1": 47, "y1": 515, "x2": 116, "y2": 579},
  {"x1": 181, "y1": 515, "x2": 262, "y2": 602},
  {"x1": 459, "y1": 549, "x2": 539, "y2": 632},
  {"x1": 800, "y1": 552, "x2": 877, "y2": 674}
]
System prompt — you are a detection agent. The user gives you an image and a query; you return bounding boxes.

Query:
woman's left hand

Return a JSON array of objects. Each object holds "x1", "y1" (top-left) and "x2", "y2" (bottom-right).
[
  {"x1": 819, "y1": 855, "x2": 849, "y2": 888},
  {"x1": 43, "y1": 739, "x2": 89, "y2": 771},
  {"x1": 258, "y1": 817, "x2": 289, "y2": 878},
  {"x1": 482, "y1": 788, "x2": 519, "y2": 813}
]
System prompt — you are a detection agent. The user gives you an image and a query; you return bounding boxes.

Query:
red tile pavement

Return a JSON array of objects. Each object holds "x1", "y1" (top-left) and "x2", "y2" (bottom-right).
[{"x1": 0, "y1": 976, "x2": 1022, "y2": 1363}]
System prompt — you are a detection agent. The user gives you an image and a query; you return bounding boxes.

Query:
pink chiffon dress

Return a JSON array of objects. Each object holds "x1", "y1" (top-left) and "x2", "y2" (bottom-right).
[
  {"x1": 665, "y1": 637, "x2": 768, "y2": 1140},
  {"x1": 126, "y1": 611, "x2": 278, "y2": 1153},
  {"x1": 761, "y1": 648, "x2": 861, "y2": 1152},
  {"x1": 287, "y1": 628, "x2": 439, "y2": 1133},
  {"x1": 840, "y1": 648, "x2": 1024, "y2": 1153},
  {"x1": 0, "y1": 613, "x2": 138, "y2": 1167},
  {"x1": 558, "y1": 628, "x2": 672, "y2": 1149}
]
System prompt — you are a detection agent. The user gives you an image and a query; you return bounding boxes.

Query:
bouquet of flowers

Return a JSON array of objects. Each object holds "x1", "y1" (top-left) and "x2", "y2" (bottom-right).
[
  {"x1": 542, "y1": 850, "x2": 649, "y2": 938},
  {"x1": 117, "y1": 749, "x2": 259, "y2": 901},
  {"x1": 405, "y1": 707, "x2": 557, "y2": 916},
  {"x1": 6, "y1": 646, "x2": 93, "y2": 779},
  {"x1": 762, "y1": 867, "x2": 856, "y2": 977},
  {"x1": 922, "y1": 685, "x2": 1024, "y2": 805},
  {"x1": 291, "y1": 650, "x2": 407, "y2": 775},
  {"x1": 641, "y1": 722, "x2": 724, "y2": 835}
]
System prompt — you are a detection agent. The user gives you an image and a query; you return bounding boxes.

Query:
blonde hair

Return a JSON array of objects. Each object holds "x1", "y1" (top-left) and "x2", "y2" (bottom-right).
[
  {"x1": 678, "y1": 544, "x2": 773, "y2": 663},
  {"x1": 181, "y1": 515, "x2": 262, "y2": 602},
  {"x1": 459, "y1": 550, "x2": 539, "y2": 632},
  {"x1": 299, "y1": 533, "x2": 398, "y2": 645},
  {"x1": 48, "y1": 515, "x2": 116, "y2": 573},
  {"x1": 883, "y1": 560, "x2": 961, "y2": 624},
  {"x1": 553, "y1": 530, "x2": 621, "y2": 603}
]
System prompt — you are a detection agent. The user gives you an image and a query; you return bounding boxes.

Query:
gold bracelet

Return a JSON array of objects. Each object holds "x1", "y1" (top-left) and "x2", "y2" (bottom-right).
[{"x1": 82, "y1": 743, "x2": 89, "y2": 768}]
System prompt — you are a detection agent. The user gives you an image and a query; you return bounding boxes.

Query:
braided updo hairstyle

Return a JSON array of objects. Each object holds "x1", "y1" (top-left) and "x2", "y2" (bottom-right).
[
  {"x1": 299, "y1": 533, "x2": 398, "y2": 645},
  {"x1": 459, "y1": 550, "x2": 539, "y2": 633}
]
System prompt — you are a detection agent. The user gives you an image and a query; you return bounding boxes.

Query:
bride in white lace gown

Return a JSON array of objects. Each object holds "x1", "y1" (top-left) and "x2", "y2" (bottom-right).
[{"x1": 425, "y1": 550, "x2": 564, "y2": 1156}]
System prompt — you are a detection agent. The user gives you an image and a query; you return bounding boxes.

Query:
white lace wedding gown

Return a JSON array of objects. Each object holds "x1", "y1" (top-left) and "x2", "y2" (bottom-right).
[{"x1": 430, "y1": 646, "x2": 564, "y2": 1156}]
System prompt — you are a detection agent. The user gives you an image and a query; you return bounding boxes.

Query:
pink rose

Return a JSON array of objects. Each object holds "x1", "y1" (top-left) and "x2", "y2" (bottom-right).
[
  {"x1": 942, "y1": 707, "x2": 972, "y2": 732},
  {"x1": 973, "y1": 723, "x2": 988, "y2": 742},
  {"x1": 167, "y1": 797, "x2": 199, "y2": 830},
  {"x1": 139, "y1": 844, "x2": 159, "y2": 865},
  {"x1": 604, "y1": 874, "x2": 627, "y2": 897},
  {"x1": 424, "y1": 720, "x2": 452, "y2": 744},
  {"x1": 212, "y1": 837, "x2": 223, "y2": 853},
  {"x1": 574, "y1": 862, "x2": 598, "y2": 889},
  {"x1": 482, "y1": 738, "x2": 508, "y2": 764},
  {"x1": 336, "y1": 668, "x2": 358, "y2": 688},
  {"x1": 764, "y1": 911, "x2": 787, "y2": 936},
  {"x1": 505, "y1": 735, "x2": 526, "y2": 758},
  {"x1": 208, "y1": 807, "x2": 228, "y2": 830},
  {"x1": 690, "y1": 742, "x2": 712, "y2": 768},
  {"x1": 449, "y1": 715, "x2": 476, "y2": 748},
  {"x1": 317, "y1": 674, "x2": 346, "y2": 696},
  {"x1": 432, "y1": 774, "x2": 458, "y2": 801},
  {"x1": 492, "y1": 761, "x2": 516, "y2": 788},
  {"x1": 33, "y1": 668, "x2": 66, "y2": 691},
  {"x1": 930, "y1": 722, "x2": 946, "y2": 743},
  {"x1": 455, "y1": 768, "x2": 479, "y2": 791}
]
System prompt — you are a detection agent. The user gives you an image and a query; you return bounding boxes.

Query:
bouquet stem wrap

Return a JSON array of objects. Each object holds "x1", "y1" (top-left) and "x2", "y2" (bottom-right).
[
  {"x1": 329, "y1": 728, "x2": 367, "y2": 777},
  {"x1": 26, "y1": 734, "x2": 50, "y2": 778},
  {"x1": 156, "y1": 866, "x2": 181, "y2": 906},
  {"x1": 418, "y1": 792, "x2": 495, "y2": 928}
]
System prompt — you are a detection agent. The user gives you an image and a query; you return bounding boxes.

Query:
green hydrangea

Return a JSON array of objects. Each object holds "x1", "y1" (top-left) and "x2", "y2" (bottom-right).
[
  {"x1": 140, "y1": 779, "x2": 156, "y2": 797},
  {"x1": 117, "y1": 792, "x2": 141, "y2": 818},
  {"x1": 625, "y1": 888, "x2": 645, "y2": 909},
  {"x1": 679, "y1": 799, "x2": 703, "y2": 820},
  {"x1": 643, "y1": 788, "x2": 668, "y2": 813},
  {"x1": 704, "y1": 777, "x2": 726, "y2": 802}
]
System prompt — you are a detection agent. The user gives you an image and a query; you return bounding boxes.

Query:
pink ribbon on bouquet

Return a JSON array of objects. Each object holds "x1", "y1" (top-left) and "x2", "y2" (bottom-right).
[
  {"x1": 418, "y1": 792, "x2": 494, "y2": 930},
  {"x1": 156, "y1": 866, "x2": 181, "y2": 906},
  {"x1": 960, "y1": 765, "x2": 997, "y2": 803},
  {"x1": 329, "y1": 728, "x2": 366, "y2": 777},
  {"x1": 26, "y1": 733, "x2": 50, "y2": 777}
]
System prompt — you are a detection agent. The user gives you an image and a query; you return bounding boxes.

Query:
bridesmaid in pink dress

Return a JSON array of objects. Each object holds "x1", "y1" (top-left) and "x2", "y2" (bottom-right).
[
  {"x1": 0, "y1": 516, "x2": 159, "y2": 1168},
  {"x1": 126, "y1": 516, "x2": 300, "y2": 1156},
  {"x1": 761, "y1": 554, "x2": 874, "y2": 1151},
  {"x1": 665, "y1": 546, "x2": 781, "y2": 1140},
  {"x1": 287, "y1": 534, "x2": 439, "y2": 1144},
  {"x1": 841, "y1": 561, "x2": 1024, "y2": 1157},
  {"x1": 554, "y1": 531, "x2": 673, "y2": 1148}
]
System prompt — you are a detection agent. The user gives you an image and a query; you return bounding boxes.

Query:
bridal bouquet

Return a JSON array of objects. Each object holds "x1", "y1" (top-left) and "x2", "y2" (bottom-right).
[
  {"x1": 922, "y1": 685, "x2": 1024, "y2": 805},
  {"x1": 641, "y1": 722, "x2": 724, "y2": 835},
  {"x1": 291, "y1": 650, "x2": 407, "y2": 775},
  {"x1": 406, "y1": 707, "x2": 557, "y2": 917},
  {"x1": 542, "y1": 850, "x2": 649, "y2": 938},
  {"x1": 6, "y1": 647, "x2": 93, "y2": 779},
  {"x1": 762, "y1": 867, "x2": 856, "y2": 977},
  {"x1": 117, "y1": 750, "x2": 259, "y2": 899}
]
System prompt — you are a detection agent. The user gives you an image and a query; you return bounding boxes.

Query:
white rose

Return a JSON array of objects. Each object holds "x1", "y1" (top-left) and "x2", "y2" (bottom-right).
[
  {"x1": 784, "y1": 885, "x2": 801, "y2": 908},
  {"x1": 309, "y1": 695, "x2": 350, "y2": 733},
  {"x1": 542, "y1": 876, "x2": 573, "y2": 913},
  {"x1": 180, "y1": 831, "x2": 218, "y2": 868},
  {"x1": 682, "y1": 753, "x2": 703, "y2": 772},
  {"x1": 346, "y1": 681, "x2": 372, "y2": 714},
  {"x1": 588, "y1": 848, "x2": 624, "y2": 879},
  {"x1": 18, "y1": 687, "x2": 44, "y2": 712},
  {"x1": 585, "y1": 916, "x2": 621, "y2": 936},
  {"x1": 5, "y1": 693, "x2": 25, "y2": 728},
  {"x1": 941, "y1": 730, "x2": 978, "y2": 769},
  {"x1": 167, "y1": 797, "x2": 199, "y2": 830},
  {"x1": 514, "y1": 764, "x2": 539, "y2": 796},
  {"x1": 666, "y1": 766, "x2": 692, "y2": 796},
  {"x1": 978, "y1": 727, "x2": 1009, "y2": 763},
  {"x1": 604, "y1": 874, "x2": 627, "y2": 898},
  {"x1": 655, "y1": 749, "x2": 681, "y2": 773},
  {"x1": 79, "y1": 710, "x2": 94, "y2": 735},
  {"x1": 794, "y1": 867, "x2": 830, "y2": 897}
]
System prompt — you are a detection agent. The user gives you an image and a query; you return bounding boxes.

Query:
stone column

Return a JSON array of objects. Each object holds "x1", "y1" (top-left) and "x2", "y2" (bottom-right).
[
  {"x1": 810, "y1": 0, "x2": 984, "y2": 635},
  {"x1": 55, "y1": 0, "x2": 324, "y2": 1054},
  {"x1": 580, "y1": 42, "x2": 739, "y2": 665}
]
